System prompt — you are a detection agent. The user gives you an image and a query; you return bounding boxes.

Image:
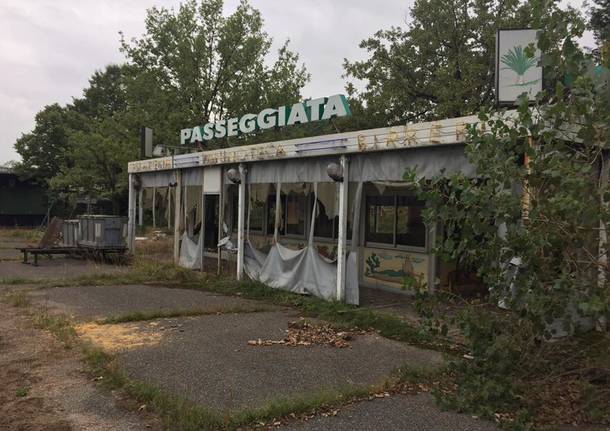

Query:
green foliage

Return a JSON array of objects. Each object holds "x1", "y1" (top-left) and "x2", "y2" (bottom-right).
[
  {"x1": 405, "y1": 1, "x2": 609, "y2": 426},
  {"x1": 588, "y1": 0, "x2": 610, "y2": 46},
  {"x1": 344, "y1": 0, "x2": 532, "y2": 124},
  {"x1": 344, "y1": 0, "x2": 583, "y2": 125},
  {"x1": 119, "y1": 0, "x2": 309, "y2": 149},
  {"x1": 365, "y1": 253, "x2": 380, "y2": 275},
  {"x1": 14, "y1": 104, "x2": 72, "y2": 185},
  {"x1": 15, "y1": 0, "x2": 310, "y2": 212}
]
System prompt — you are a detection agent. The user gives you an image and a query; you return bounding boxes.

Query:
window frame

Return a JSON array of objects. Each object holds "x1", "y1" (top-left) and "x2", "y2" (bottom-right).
[
  {"x1": 247, "y1": 196, "x2": 266, "y2": 234},
  {"x1": 363, "y1": 186, "x2": 428, "y2": 253}
]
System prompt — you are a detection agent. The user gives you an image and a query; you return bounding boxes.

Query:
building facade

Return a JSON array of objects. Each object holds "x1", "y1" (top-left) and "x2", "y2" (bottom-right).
[{"x1": 127, "y1": 113, "x2": 483, "y2": 304}]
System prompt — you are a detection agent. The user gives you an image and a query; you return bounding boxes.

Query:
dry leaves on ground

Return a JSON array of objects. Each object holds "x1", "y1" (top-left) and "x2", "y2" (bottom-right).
[{"x1": 248, "y1": 319, "x2": 363, "y2": 348}]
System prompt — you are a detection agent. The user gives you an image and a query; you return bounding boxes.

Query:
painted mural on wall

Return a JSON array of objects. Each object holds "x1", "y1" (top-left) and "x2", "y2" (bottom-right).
[{"x1": 363, "y1": 248, "x2": 428, "y2": 291}]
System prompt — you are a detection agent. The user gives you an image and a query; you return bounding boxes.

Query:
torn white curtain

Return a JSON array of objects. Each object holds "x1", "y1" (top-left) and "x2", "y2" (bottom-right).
[
  {"x1": 179, "y1": 229, "x2": 203, "y2": 269},
  {"x1": 243, "y1": 183, "x2": 337, "y2": 300},
  {"x1": 244, "y1": 241, "x2": 337, "y2": 299},
  {"x1": 243, "y1": 182, "x2": 361, "y2": 305},
  {"x1": 316, "y1": 182, "x2": 338, "y2": 219},
  {"x1": 349, "y1": 146, "x2": 474, "y2": 181},
  {"x1": 182, "y1": 167, "x2": 204, "y2": 186},
  {"x1": 345, "y1": 181, "x2": 363, "y2": 305},
  {"x1": 184, "y1": 185, "x2": 202, "y2": 229},
  {"x1": 139, "y1": 170, "x2": 175, "y2": 188},
  {"x1": 246, "y1": 145, "x2": 473, "y2": 184}
]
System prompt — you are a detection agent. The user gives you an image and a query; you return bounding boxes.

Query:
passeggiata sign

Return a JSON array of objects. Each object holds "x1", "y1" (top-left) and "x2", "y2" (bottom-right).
[{"x1": 180, "y1": 94, "x2": 351, "y2": 145}]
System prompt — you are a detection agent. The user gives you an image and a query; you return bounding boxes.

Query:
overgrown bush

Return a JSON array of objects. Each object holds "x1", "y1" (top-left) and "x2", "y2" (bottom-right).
[{"x1": 407, "y1": 5, "x2": 609, "y2": 427}]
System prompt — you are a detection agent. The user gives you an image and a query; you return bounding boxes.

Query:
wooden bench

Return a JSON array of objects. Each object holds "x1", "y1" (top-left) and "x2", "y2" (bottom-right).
[
  {"x1": 19, "y1": 247, "x2": 78, "y2": 266},
  {"x1": 17, "y1": 217, "x2": 128, "y2": 266}
]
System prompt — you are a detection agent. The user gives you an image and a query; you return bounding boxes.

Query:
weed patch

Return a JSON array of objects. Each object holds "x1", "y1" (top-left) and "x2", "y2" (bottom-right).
[
  {"x1": 32, "y1": 312, "x2": 78, "y2": 348},
  {"x1": 15, "y1": 387, "x2": 29, "y2": 397},
  {"x1": 0, "y1": 277, "x2": 40, "y2": 286},
  {"x1": 3, "y1": 291, "x2": 31, "y2": 307},
  {"x1": 0, "y1": 228, "x2": 44, "y2": 241},
  {"x1": 98, "y1": 305, "x2": 270, "y2": 324}
]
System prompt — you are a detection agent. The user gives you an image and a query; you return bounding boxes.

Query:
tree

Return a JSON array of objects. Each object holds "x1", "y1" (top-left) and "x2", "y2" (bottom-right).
[
  {"x1": 72, "y1": 65, "x2": 127, "y2": 119},
  {"x1": 406, "y1": 1, "x2": 609, "y2": 424},
  {"x1": 343, "y1": 0, "x2": 579, "y2": 127},
  {"x1": 119, "y1": 0, "x2": 309, "y2": 149},
  {"x1": 49, "y1": 65, "x2": 135, "y2": 214},
  {"x1": 589, "y1": 0, "x2": 610, "y2": 45},
  {"x1": 14, "y1": 104, "x2": 72, "y2": 185},
  {"x1": 589, "y1": 0, "x2": 610, "y2": 63}
]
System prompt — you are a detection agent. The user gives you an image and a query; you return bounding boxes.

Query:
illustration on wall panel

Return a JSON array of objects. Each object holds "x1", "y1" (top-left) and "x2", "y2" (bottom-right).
[{"x1": 364, "y1": 250, "x2": 428, "y2": 290}]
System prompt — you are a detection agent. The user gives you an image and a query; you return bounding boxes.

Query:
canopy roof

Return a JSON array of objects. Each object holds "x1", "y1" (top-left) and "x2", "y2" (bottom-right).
[{"x1": 128, "y1": 112, "x2": 490, "y2": 175}]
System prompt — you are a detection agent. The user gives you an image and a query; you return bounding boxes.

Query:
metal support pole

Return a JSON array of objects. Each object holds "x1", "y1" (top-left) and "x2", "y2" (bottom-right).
[
  {"x1": 274, "y1": 182, "x2": 281, "y2": 243},
  {"x1": 599, "y1": 151, "x2": 608, "y2": 290},
  {"x1": 200, "y1": 184, "x2": 205, "y2": 272},
  {"x1": 167, "y1": 187, "x2": 172, "y2": 229},
  {"x1": 184, "y1": 185, "x2": 188, "y2": 228},
  {"x1": 236, "y1": 164, "x2": 246, "y2": 280},
  {"x1": 152, "y1": 187, "x2": 156, "y2": 228},
  {"x1": 127, "y1": 174, "x2": 136, "y2": 253},
  {"x1": 138, "y1": 190, "x2": 143, "y2": 227},
  {"x1": 336, "y1": 155, "x2": 349, "y2": 302},
  {"x1": 217, "y1": 171, "x2": 224, "y2": 275},
  {"x1": 173, "y1": 171, "x2": 182, "y2": 265},
  {"x1": 428, "y1": 222, "x2": 439, "y2": 293}
]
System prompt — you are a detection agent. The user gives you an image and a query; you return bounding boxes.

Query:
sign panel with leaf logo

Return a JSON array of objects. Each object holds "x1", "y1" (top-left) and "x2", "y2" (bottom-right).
[{"x1": 495, "y1": 29, "x2": 542, "y2": 105}]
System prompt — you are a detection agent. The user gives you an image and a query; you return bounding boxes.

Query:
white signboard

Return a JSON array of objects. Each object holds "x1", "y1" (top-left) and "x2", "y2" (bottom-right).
[{"x1": 496, "y1": 29, "x2": 542, "y2": 105}]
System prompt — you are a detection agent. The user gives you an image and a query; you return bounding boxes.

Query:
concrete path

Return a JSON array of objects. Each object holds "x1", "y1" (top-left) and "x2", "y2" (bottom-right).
[
  {"x1": 281, "y1": 393, "x2": 499, "y2": 431},
  {"x1": 7, "y1": 276, "x2": 505, "y2": 430},
  {"x1": 30, "y1": 284, "x2": 275, "y2": 321},
  {"x1": 116, "y1": 310, "x2": 442, "y2": 410}
]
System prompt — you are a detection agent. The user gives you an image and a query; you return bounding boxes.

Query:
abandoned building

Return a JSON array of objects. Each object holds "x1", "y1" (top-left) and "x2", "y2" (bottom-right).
[{"x1": 127, "y1": 113, "x2": 482, "y2": 305}]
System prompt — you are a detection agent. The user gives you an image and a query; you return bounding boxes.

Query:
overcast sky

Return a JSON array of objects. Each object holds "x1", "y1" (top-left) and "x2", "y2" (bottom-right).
[{"x1": 0, "y1": 0, "x2": 594, "y2": 164}]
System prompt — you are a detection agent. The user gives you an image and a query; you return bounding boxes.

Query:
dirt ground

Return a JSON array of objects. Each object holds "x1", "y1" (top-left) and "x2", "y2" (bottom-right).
[{"x1": 0, "y1": 300, "x2": 162, "y2": 431}]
